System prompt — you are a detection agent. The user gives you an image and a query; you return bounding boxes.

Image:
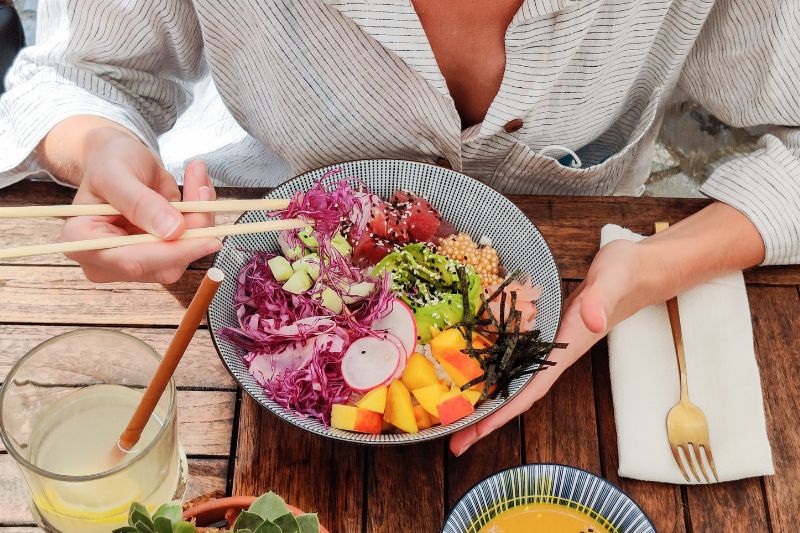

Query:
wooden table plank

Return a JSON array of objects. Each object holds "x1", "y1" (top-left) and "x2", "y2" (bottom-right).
[
  {"x1": 592, "y1": 339, "x2": 687, "y2": 533},
  {"x1": 232, "y1": 394, "x2": 363, "y2": 533},
  {"x1": 0, "y1": 325, "x2": 234, "y2": 390},
  {"x1": 445, "y1": 422, "x2": 521, "y2": 511},
  {"x1": 0, "y1": 391, "x2": 233, "y2": 457},
  {"x1": 0, "y1": 266, "x2": 204, "y2": 325},
  {"x1": 749, "y1": 285, "x2": 800, "y2": 533},
  {"x1": 0, "y1": 454, "x2": 227, "y2": 525},
  {"x1": 367, "y1": 441, "x2": 445, "y2": 532}
]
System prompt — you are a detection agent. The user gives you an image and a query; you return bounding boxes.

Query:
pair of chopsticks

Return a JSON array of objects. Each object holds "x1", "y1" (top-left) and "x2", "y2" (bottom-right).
[{"x1": 0, "y1": 199, "x2": 304, "y2": 260}]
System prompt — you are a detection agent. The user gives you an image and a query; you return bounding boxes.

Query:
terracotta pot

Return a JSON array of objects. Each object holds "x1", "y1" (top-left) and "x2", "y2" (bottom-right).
[{"x1": 183, "y1": 496, "x2": 329, "y2": 532}]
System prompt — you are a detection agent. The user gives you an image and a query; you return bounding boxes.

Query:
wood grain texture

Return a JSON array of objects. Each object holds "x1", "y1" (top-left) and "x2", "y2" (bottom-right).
[
  {"x1": 749, "y1": 285, "x2": 800, "y2": 533},
  {"x1": 592, "y1": 339, "x2": 687, "y2": 533},
  {"x1": 0, "y1": 454, "x2": 227, "y2": 525},
  {"x1": 366, "y1": 441, "x2": 445, "y2": 532},
  {"x1": 446, "y1": 420, "x2": 521, "y2": 511},
  {"x1": 0, "y1": 266, "x2": 205, "y2": 325},
  {"x1": 0, "y1": 181, "x2": 258, "y2": 267},
  {"x1": 0, "y1": 325, "x2": 234, "y2": 389},
  {"x1": 0, "y1": 391, "x2": 234, "y2": 456},
  {"x1": 685, "y1": 479, "x2": 769, "y2": 532},
  {"x1": 522, "y1": 283, "x2": 602, "y2": 473},
  {"x1": 232, "y1": 394, "x2": 363, "y2": 533}
]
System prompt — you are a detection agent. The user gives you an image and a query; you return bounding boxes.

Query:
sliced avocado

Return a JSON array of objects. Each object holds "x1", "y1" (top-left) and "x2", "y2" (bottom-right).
[
  {"x1": 268, "y1": 256, "x2": 294, "y2": 281},
  {"x1": 282, "y1": 271, "x2": 313, "y2": 294}
]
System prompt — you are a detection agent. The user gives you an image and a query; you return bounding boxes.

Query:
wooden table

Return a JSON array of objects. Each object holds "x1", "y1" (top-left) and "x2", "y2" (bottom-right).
[{"x1": 1, "y1": 180, "x2": 798, "y2": 532}]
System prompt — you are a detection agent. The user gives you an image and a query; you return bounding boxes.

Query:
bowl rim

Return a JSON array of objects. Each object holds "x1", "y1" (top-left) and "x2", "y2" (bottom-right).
[
  {"x1": 207, "y1": 158, "x2": 563, "y2": 445},
  {"x1": 440, "y1": 462, "x2": 656, "y2": 533}
]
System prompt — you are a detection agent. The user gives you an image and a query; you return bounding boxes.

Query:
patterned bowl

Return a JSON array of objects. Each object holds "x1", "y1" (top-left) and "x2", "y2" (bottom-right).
[
  {"x1": 208, "y1": 159, "x2": 562, "y2": 444},
  {"x1": 443, "y1": 464, "x2": 656, "y2": 533}
]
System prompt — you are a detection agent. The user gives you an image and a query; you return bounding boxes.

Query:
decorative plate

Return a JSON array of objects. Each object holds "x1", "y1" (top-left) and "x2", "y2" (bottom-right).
[
  {"x1": 443, "y1": 464, "x2": 656, "y2": 533},
  {"x1": 208, "y1": 159, "x2": 562, "y2": 444}
]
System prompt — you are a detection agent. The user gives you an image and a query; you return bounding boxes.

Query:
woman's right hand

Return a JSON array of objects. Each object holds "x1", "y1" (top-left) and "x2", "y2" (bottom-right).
[{"x1": 59, "y1": 128, "x2": 222, "y2": 283}]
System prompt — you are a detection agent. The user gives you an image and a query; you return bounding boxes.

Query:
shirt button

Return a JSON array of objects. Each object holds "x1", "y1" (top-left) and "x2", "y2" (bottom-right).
[
  {"x1": 435, "y1": 156, "x2": 452, "y2": 169},
  {"x1": 503, "y1": 118, "x2": 524, "y2": 133}
]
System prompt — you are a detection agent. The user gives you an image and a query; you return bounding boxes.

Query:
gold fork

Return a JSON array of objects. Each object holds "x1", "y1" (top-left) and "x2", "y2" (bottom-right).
[{"x1": 655, "y1": 221, "x2": 719, "y2": 483}]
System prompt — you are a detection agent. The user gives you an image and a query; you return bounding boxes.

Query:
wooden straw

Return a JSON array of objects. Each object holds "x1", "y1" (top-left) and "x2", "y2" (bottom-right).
[
  {"x1": 0, "y1": 218, "x2": 307, "y2": 260},
  {"x1": 118, "y1": 267, "x2": 225, "y2": 451},
  {"x1": 0, "y1": 199, "x2": 290, "y2": 218}
]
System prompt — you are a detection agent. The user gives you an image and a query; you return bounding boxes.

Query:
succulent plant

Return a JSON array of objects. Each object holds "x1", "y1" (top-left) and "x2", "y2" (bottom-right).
[{"x1": 114, "y1": 492, "x2": 320, "y2": 533}]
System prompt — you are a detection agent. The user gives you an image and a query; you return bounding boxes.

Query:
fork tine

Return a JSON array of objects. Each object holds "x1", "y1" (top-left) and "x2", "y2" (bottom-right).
[
  {"x1": 670, "y1": 445, "x2": 691, "y2": 482},
  {"x1": 701, "y1": 444, "x2": 720, "y2": 482},
  {"x1": 690, "y1": 443, "x2": 711, "y2": 483},
  {"x1": 680, "y1": 444, "x2": 701, "y2": 483}
]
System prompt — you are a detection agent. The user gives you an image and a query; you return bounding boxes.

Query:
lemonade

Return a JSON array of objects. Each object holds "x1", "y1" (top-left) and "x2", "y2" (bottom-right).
[{"x1": 24, "y1": 384, "x2": 186, "y2": 533}]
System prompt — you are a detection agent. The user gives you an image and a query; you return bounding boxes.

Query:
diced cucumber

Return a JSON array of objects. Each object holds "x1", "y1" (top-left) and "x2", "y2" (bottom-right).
[
  {"x1": 331, "y1": 233, "x2": 352, "y2": 257},
  {"x1": 320, "y1": 287, "x2": 343, "y2": 314},
  {"x1": 292, "y1": 254, "x2": 321, "y2": 280},
  {"x1": 267, "y1": 256, "x2": 294, "y2": 282},
  {"x1": 342, "y1": 281, "x2": 375, "y2": 304},
  {"x1": 298, "y1": 226, "x2": 318, "y2": 248},
  {"x1": 278, "y1": 231, "x2": 303, "y2": 260},
  {"x1": 282, "y1": 271, "x2": 313, "y2": 294}
]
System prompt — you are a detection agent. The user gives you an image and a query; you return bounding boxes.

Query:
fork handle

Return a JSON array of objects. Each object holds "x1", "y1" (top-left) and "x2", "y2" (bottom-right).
[{"x1": 655, "y1": 222, "x2": 690, "y2": 402}]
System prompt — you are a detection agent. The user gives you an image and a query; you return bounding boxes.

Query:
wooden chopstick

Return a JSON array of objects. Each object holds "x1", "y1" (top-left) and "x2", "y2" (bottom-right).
[
  {"x1": 0, "y1": 218, "x2": 307, "y2": 260},
  {"x1": 0, "y1": 199, "x2": 290, "y2": 218}
]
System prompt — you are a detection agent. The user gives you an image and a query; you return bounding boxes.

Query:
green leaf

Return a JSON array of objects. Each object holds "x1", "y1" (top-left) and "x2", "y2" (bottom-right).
[
  {"x1": 236, "y1": 530, "x2": 254, "y2": 533},
  {"x1": 129, "y1": 503, "x2": 155, "y2": 531},
  {"x1": 295, "y1": 513, "x2": 320, "y2": 533},
  {"x1": 273, "y1": 513, "x2": 299, "y2": 533},
  {"x1": 248, "y1": 491, "x2": 289, "y2": 521},
  {"x1": 233, "y1": 510, "x2": 266, "y2": 531},
  {"x1": 254, "y1": 520, "x2": 282, "y2": 533},
  {"x1": 174, "y1": 522, "x2": 198, "y2": 533},
  {"x1": 153, "y1": 516, "x2": 174, "y2": 533},
  {"x1": 133, "y1": 520, "x2": 155, "y2": 533},
  {"x1": 153, "y1": 502, "x2": 183, "y2": 524},
  {"x1": 112, "y1": 527, "x2": 139, "y2": 533}
]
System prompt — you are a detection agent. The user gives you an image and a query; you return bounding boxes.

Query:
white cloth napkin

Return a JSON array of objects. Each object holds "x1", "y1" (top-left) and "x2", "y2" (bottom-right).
[{"x1": 603, "y1": 224, "x2": 774, "y2": 484}]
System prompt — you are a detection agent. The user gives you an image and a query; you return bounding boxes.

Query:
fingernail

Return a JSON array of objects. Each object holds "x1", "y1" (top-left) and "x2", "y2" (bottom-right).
[
  {"x1": 455, "y1": 442, "x2": 473, "y2": 457},
  {"x1": 154, "y1": 211, "x2": 181, "y2": 238},
  {"x1": 199, "y1": 186, "x2": 211, "y2": 201}
]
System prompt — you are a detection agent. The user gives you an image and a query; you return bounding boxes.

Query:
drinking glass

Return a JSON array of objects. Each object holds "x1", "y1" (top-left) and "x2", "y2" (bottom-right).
[{"x1": 0, "y1": 329, "x2": 187, "y2": 532}]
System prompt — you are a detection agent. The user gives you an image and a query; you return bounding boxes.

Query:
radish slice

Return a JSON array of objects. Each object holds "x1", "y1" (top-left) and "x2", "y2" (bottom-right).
[
  {"x1": 376, "y1": 332, "x2": 408, "y2": 380},
  {"x1": 341, "y1": 336, "x2": 402, "y2": 391},
  {"x1": 371, "y1": 299, "x2": 417, "y2": 356}
]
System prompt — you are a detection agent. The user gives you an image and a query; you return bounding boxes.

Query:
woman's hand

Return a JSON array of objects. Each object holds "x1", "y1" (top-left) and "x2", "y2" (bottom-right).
[
  {"x1": 449, "y1": 238, "x2": 655, "y2": 456},
  {"x1": 449, "y1": 202, "x2": 766, "y2": 456},
  {"x1": 54, "y1": 124, "x2": 221, "y2": 283}
]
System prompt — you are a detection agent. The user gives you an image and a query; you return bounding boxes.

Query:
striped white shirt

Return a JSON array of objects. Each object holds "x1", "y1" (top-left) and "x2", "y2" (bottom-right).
[{"x1": 0, "y1": 0, "x2": 798, "y2": 264}]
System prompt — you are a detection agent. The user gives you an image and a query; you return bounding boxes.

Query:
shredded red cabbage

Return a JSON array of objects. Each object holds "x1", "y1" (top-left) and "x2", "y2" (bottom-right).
[
  {"x1": 263, "y1": 338, "x2": 352, "y2": 425},
  {"x1": 218, "y1": 171, "x2": 395, "y2": 424}
]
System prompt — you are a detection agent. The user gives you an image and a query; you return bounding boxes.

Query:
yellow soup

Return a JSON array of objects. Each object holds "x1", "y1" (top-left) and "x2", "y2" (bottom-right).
[{"x1": 479, "y1": 503, "x2": 609, "y2": 533}]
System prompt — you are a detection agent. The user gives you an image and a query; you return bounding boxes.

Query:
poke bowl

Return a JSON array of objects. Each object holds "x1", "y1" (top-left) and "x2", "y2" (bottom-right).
[
  {"x1": 443, "y1": 464, "x2": 655, "y2": 533},
  {"x1": 208, "y1": 159, "x2": 562, "y2": 444}
]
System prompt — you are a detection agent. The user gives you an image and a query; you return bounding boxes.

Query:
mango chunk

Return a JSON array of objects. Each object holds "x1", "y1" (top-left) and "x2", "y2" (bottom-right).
[
  {"x1": 437, "y1": 393, "x2": 475, "y2": 426},
  {"x1": 412, "y1": 382, "x2": 448, "y2": 418},
  {"x1": 384, "y1": 380, "x2": 418, "y2": 433},
  {"x1": 430, "y1": 328, "x2": 467, "y2": 356},
  {"x1": 356, "y1": 386, "x2": 388, "y2": 414},
  {"x1": 436, "y1": 348, "x2": 485, "y2": 391},
  {"x1": 413, "y1": 404, "x2": 433, "y2": 430},
  {"x1": 331, "y1": 404, "x2": 383, "y2": 434},
  {"x1": 402, "y1": 353, "x2": 440, "y2": 390}
]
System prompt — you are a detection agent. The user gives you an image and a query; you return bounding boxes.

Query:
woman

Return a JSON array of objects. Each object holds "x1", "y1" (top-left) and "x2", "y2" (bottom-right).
[{"x1": 0, "y1": 0, "x2": 797, "y2": 454}]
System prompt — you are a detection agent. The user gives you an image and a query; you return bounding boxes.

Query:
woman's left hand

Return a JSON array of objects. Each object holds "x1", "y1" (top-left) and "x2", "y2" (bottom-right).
[
  {"x1": 449, "y1": 202, "x2": 766, "y2": 456},
  {"x1": 450, "y1": 237, "x2": 658, "y2": 456}
]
